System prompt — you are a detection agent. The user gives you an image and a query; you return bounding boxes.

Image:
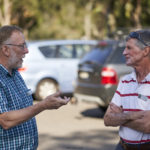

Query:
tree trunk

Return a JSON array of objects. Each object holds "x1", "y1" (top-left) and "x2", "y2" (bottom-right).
[
  {"x1": 83, "y1": 1, "x2": 93, "y2": 40},
  {"x1": 133, "y1": 0, "x2": 142, "y2": 28},
  {"x1": 0, "y1": 0, "x2": 11, "y2": 26}
]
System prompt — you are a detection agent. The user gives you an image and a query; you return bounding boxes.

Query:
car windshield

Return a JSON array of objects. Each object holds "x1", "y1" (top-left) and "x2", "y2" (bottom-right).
[
  {"x1": 108, "y1": 46, "x2": 126, "y2": 64},
  {"x1": 80, "y1": 44, "x2": 113, "y2": 64}
]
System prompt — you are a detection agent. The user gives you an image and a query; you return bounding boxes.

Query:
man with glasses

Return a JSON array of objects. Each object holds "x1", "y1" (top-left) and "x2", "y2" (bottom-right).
[
  {"x1": 0, "y1": 25, "x2": 70, "y2": 150},
  {"x1": 104, "y1": 30, "x2": 150, "y2": 150}
]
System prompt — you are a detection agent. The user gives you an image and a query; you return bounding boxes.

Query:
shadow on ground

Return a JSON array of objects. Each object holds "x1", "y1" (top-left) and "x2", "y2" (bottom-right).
[
  {"x1": 81, "y1": 107, "x2": 105, "y2": 118},
  {"x1": 38, "y1": 129, "x2": 119, "y2": 150}
]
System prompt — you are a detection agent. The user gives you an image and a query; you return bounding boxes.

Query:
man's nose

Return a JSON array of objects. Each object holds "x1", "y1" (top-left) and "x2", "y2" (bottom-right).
[
  {"x1": 123, "y1": 48, "x2": 127, "y2": 56},
  {"x1": 24, "y1": 47, "x2": 29, "y2": 54}
]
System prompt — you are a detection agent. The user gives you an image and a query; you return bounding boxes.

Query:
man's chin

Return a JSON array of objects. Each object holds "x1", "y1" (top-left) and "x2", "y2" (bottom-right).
[
  {"x1": 125, "y1": 60, "x2": 131, "y2": 66},
  {"x1": 126, "y1": 62, "x2": 133, "y2": 67}
]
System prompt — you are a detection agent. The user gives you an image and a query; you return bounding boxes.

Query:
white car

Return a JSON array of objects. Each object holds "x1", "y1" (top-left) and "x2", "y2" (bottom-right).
[{"x1": 19, "y1": 40, "x2": 98, "y2": 100}]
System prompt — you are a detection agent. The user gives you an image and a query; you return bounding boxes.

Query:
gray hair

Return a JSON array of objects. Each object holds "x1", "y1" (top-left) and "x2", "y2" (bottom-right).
[
  {"x1": 126, "y1": 30, "x2": 150, "y2": 50},
  {"x1": 0, "y1": 25, "x2": 22, "y2": 48}
]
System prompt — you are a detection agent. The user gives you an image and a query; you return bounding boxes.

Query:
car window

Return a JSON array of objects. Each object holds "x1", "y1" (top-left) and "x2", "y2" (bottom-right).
[
  {"x1": 80, "y1": 45, "x2": 113, "y2": 64},
  {"x1": 38, "y1": 43, "x2": 96, "y2": 59},
  {"x1": 39, "y1": 45, "x2": 57, "y2": 58},
  {"x1": 57, "y1": 45, "x2": 73, "y2": 58},
  {"x1": 75, "y1": 45, "x2": 94, "y2": 58},
  {"x1": 108, "y1": 46, "x2": 126, "y2": 64}
]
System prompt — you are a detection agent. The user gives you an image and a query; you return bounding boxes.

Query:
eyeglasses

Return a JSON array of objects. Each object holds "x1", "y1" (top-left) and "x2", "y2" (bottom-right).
[
  {"x1": 4, "y1": 42, "x2": 27, "y2": 50},
  {"x1": 129, "y1": 32, "x2": 148, "y2": 46}
]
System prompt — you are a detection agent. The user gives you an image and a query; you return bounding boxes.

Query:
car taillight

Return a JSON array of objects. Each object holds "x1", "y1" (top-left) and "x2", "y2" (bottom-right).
[
  {"x1": 18, "y1": 67, "x2": 27, "y2": 72},
  {"x1": 101, "y1": 67, "x2": 118, "y2": 85}
]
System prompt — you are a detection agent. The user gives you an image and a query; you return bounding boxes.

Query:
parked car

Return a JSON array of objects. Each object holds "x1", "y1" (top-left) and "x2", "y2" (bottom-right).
[
  {"x1": 73, "y1": 40, "x2": 133, "y2": 109},
  {"x1": 19, "y1": 40, "x2": 98, "y2": 100}
]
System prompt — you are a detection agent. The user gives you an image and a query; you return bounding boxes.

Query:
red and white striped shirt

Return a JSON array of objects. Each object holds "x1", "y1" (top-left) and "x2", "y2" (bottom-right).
[{"x1": 112, "y1": 71, "x2": 150, "y2": 144}]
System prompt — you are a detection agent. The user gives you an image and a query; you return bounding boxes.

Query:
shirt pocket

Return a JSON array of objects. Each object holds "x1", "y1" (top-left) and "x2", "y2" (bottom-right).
[{"x1": 137, "y1": 86, "x2": 150, "y2": 110}]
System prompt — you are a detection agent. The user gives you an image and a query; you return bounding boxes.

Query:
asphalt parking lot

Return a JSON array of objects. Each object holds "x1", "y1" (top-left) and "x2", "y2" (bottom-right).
[{"x1": 36, "y1": 101, "x2": 119, "y2": 150}]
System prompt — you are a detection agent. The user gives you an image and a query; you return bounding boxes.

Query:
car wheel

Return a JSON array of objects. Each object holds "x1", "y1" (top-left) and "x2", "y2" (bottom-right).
[
  {"x1": 99, "y1": 105, "x2": 107, "y2": 112},
  {"x1": 35, "y1": 79, "x2": 59, "y2": 101}
]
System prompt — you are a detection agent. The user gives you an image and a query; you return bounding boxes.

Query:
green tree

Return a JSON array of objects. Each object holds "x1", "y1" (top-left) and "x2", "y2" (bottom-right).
[{"x1": 1, "y1": 0, "x2": 150, "y2": 40}]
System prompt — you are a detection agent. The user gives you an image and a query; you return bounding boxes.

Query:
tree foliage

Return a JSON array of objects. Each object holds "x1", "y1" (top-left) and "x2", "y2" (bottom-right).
[{"x1": 0, "y1": 0, "x2": 150, "y2": 40}]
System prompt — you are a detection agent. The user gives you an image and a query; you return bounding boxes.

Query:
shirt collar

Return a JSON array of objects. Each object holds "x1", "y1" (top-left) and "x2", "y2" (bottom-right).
[
  {"x1": 130, "y1": 69, "x2": 150, "y2": 82},
  {"x1": 0, "y1": 64, "x2": 17, "y2": 77}
]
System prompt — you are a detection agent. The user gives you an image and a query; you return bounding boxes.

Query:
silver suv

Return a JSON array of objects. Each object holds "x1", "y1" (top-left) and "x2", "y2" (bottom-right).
[{"x1": 19, "y1": 40, "x2": 98, "y2": 100}]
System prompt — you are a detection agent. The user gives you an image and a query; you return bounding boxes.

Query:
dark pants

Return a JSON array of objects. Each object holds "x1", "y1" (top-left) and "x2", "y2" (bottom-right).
[
  {"x1": 115, "y1": 142, "x2": 125, "y2": 150},
  {"x1": 115, "y1": 140, "x2": 150, "y2": 150}
]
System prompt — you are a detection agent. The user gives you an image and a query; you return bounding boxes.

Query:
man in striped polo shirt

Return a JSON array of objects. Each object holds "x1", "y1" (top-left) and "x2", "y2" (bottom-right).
[
  {"x1": 0, "y1": 25, "x2": 70, "y2": 150},
  {"x1": 104, "y1": 30, "x2": 150, "y2": 150}
]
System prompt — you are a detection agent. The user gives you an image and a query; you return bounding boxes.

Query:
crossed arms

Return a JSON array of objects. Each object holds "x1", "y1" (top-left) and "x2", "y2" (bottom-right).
[{"x1": 104, "y1": 103, "x2": 150, "y2": 133}]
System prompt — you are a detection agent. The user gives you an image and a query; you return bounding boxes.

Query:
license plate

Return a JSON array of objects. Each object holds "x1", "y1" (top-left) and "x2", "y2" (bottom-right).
[{"x1": 79, "y1": 72, "x2": 89, "y2": 79}]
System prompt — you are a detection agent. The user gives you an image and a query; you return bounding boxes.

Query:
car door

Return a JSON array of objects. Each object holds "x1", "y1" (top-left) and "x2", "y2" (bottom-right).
[{"x1": 55, "y1": 44, "x2": 79, "y2": 93}]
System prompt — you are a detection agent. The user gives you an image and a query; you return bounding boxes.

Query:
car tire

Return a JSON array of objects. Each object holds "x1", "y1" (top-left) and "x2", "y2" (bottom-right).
[
  {"x1": 35, "y1": 78, "x2": 59, "y2": 101},
  {"x1": 98, "y1": 105, "x2": 107, "y2": 112}
]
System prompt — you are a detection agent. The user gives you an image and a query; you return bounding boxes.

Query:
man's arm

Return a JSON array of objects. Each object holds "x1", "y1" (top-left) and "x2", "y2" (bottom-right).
[
  {"x1": 104, "y1": 103, "x2": 150, "y2": 133},
  {"x1": 104, "y1": 103, "x2": 131, "y2": 126},
  {"x1": 123, "y1": 110, "x2": 150, "y2": 133},
  {"x1": 0, "y1": 92, "x2": 70, "y2": 130},
  {"x1": 104, "y1": 103, "x2": 144, "y2": 127}
]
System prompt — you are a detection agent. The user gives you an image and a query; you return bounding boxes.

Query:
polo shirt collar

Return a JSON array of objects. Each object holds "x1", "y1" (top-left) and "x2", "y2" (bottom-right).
[{"x1": 130, "y1": 69, "x2": 150, "y2": 82}]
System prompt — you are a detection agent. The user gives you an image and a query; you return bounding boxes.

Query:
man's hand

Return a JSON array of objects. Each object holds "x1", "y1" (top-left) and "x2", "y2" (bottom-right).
[
  {"x1": 0, "y1": 92, "x2": 70, "y2": 130},
  {"x1": 104, "y1": 103, "x2": 131, "y2": 127},
  {"x1": 41, "y1": 92, "x2": 70, "y2": 110},
  {"x1": 109, "y1": 103, "x2": 123, "y2": 113}
]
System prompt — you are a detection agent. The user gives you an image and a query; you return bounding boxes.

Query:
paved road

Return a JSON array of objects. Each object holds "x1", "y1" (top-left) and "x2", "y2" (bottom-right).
[{"x1": 36, "y1": 101, "x2": 119, "y2": 150}]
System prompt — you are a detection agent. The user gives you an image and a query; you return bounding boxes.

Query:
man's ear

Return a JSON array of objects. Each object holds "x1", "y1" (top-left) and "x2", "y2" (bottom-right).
[
  {"x1": 143, "y1": 47, "x2": 150, "y2": 57},
  {"x1": 1, "y1": 45, "x2": 10, "y2": 57}
]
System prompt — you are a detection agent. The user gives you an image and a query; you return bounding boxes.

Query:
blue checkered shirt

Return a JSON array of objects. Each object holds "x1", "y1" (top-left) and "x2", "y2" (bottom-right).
[{"x1": 0, "y1": 65, "x2": 38, "y2": 150}]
